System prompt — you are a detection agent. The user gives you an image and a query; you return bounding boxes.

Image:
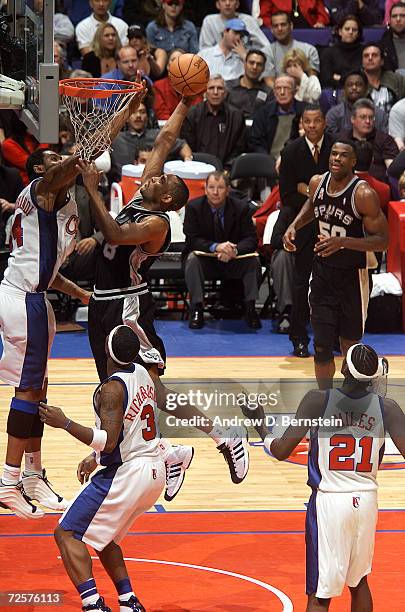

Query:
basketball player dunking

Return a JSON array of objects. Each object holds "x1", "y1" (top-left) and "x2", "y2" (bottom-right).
[
  {"x1": 78, "y1": 97, "x2": 249, "y2": 496},
  {"x1": 284, "y1": 140, "x2": 389, "y2": 389}
]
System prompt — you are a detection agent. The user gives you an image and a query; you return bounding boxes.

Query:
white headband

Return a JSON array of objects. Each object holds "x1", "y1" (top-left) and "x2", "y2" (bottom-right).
[
  {"x1": 346, "y1": 344, "x2": 387, "y2": 381},
  {"x1": 107, "y1": 325, "x2": 132, "y2": 366}
]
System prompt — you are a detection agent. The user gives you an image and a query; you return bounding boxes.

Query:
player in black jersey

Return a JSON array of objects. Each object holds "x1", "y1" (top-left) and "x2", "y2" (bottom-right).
[{"x1": 283, "y1": 140, "x2": 388, "y2": 389}]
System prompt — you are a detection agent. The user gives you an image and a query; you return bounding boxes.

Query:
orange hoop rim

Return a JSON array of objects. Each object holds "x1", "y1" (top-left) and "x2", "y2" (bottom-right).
[{"x1": 59, "y1": 78, "x2": 143, "y2": 99}]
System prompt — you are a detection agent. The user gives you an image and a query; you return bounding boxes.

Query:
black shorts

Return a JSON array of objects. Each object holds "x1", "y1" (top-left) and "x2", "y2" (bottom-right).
[
  {"x1": 309, "y1": 258, "x2": 369, "y2": 348},
  {"x1": 88, "y1": 293, "x2": 166, "y2": 382}
]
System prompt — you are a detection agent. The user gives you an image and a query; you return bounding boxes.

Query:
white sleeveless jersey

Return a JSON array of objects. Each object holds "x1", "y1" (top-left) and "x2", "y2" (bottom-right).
[
  {"x1": 93, "y1": 363, "x2": 162, "y2": 466},
  {"x1": 308, "y1": 389, "x2": 385, "y2": 493},
  {"x1": 2, "y1": 179, "x2": 78, "y2": 293}
]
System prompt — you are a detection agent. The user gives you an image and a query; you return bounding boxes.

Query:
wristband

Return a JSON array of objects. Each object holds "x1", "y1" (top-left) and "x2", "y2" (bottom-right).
[
  {"x1": 263, "y1": 434, "x2": 275, "y2": 454},
  {"x1": 90, "y1": 427, "x2": 108, "y2": 451},
  {"x1": 65, "y1": 419, "x2": 72, "y2": 430}
]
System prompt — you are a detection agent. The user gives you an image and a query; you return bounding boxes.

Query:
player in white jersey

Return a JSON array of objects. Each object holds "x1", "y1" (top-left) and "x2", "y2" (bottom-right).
[
  {"x1": 261, "y1": 344, "x2": 405, "y2": 611},
  {"x1": 40, "y1": 325, "x2": 165, "y2": 612}
]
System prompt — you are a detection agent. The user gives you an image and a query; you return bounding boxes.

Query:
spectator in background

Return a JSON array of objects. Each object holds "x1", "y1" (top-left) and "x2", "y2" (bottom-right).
[
  {"x1": 328, "y1": 0, "x2": 382, "y2": 26},
  {"x1": 53, "y1": 3, "x2": 75, "y2": 46},
  {"x1": 101, "y1": 45, "x2": 150, "y2": 86},
  {"x1": 127, "y1": 25, "x2": 167, "y2": 80},
  {"x1": 154, "y1": 48, "x2": 203, "y2": 119},
  {"x1": 82, "y1": 22, "x2": 120, "y2": 77},
  {"x1": 75, "y1": 0, "x2": 128, "y2": 56},
  {"x1": 282, "y1": 48, "x2": 321, "y2": 103},
  {"x1": 67, "y1": 0, "x2": 124, "y2": 26},
  {"x1": 1, "y1": 115, "x2": 47, "y2": 186},
  {"x1": 337, "y1": 98, "x2": 399, "y2": 183},
  {"x1": 122, "y1": 0, "x2": 160, "y2": 28},
  {"x1": 199, "y1": 0, "x2": 275, "y2": 86},
  {"x1": 227, "y1": 49, "x2": 273, "y2": 119},
  {"x1": 199, "y1": 18, "x2": 250, "y2": 83},
  {"x1": 380, "y1": 2, "x2": 405, "y2": 73},
  {"x1": 389, "y1": 98, "x2": 405, "y2": 150},
  {"x1": 362, "y1": 43, "x2": 405, "y2": 113},
  {"x1": 269, "y1": 11, "x2": 320, "y2": 77},
  {"x1": 353, "y1": 140, "x2": 391, "y2": 211},
  {"x1": 146, "y1": 0, "x2": 198, "y2": 55},
  {"x1": 399, "y1": 171, "x2": 405, "y2": 199},
  {"x1": 0, "y1": 150, "x2": 23, "y2": 248},
  {"x1": 326, "y1": 69, "x2": 388, "y2": 135},
  {"x1": 258, "y1": 0, "x2": 329, "y2": 28},
  {"x1": 54, "y1": 41, "x2": 71, "y2": 79},
  {"x1": 320, "y1": 15, "x2": 363, "y2": 88},
  {"x1": 181, "y1": 75, "x2": 247, "y2": 170}
]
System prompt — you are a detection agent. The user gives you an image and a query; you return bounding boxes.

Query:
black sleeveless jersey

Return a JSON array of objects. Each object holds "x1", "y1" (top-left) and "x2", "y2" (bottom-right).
[
  {"x1": 313, "y1": 172, "x2": 367, "y2": 269},
  {"x1": 93, "y1": 195, "x2": 171, "y2": 300}
]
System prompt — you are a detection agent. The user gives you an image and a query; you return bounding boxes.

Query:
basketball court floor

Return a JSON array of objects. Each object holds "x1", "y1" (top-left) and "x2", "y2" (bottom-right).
[{"x1": 0, "y1": 323, "x2": 404, "y2": 611}]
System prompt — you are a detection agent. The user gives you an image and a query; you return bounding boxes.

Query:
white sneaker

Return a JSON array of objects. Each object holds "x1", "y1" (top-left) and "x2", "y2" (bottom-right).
[
  {"x1": 164, "y1": 445, "x2": 194, "y2": 501},
  {"x1": 216, "y1": 426, "x2": 249, "y2": 484},
  {"x1": 0, "y1": 481, "x2": 44, "y2": 519},
  {"x1": 22, "y1": 469, "x2": 68, "y2": 511}
]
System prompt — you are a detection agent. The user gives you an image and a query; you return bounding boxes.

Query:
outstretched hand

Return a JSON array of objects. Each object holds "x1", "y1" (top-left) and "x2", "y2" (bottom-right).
[
  {"x1": 76, "y1": 160, "x2": 103, "y2": 195},
  {"x1": 128, "y1": 72, "x2": 148, "y2": 114},
  {"x1": 39, "y1": 403, "x2": 68, "y2": 429}
]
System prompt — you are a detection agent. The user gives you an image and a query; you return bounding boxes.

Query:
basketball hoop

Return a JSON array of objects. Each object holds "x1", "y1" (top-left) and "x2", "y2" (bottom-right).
[{"x1": 59, "y1": 77, "x2": 144, "y2": 161}]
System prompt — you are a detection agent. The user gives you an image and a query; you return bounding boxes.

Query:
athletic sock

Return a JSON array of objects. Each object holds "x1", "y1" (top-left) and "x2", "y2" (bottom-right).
[
  {"x1": 24, "y1": 451, "x2": 42, "y2": 476},
  {"x1": 1, "y1": 463, "x2": 21, "y2": 486},
  {"x1": 77, "y1": 578, "x2": 99, "y2": 607},
  {"x1": 116, "y1": 577, "x2": 135, "y2": 602}
]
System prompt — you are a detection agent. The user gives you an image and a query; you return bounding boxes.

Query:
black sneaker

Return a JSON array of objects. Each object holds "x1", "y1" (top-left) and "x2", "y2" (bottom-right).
[
  {"x1": 119, "y1": 595, "x2": 146, "y2": 611},
  {"x1": 82, "y1": 597, "x2": 111, "y2": 611}
]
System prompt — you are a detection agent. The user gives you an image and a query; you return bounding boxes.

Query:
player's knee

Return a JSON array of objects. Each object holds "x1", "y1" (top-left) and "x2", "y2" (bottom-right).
[
  {"x1": 7, "y1": 398, "x2": 39, "y2": 438},
  {"x1": 314, "y1": 343, "x2": 334, "y2": 364},
  {"x1": 54, "y1": 525, "x2": 71, "y2": 547}
]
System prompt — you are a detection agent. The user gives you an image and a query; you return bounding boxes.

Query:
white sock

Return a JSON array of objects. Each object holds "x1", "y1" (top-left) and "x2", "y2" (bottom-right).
[
  {"x1": 24, "y1": 451, "x2": 42, "y2": 475},
  {"x1": 81, "y1": 592, "x2": 99, "y2": 607},
  {"x1": 1, "y1": 464, "x2": 21, "y2": 485},
  {"x1": 208, "y1": 425, "x2": 225, "y2": 444},
  {"x1": 118, "y1": 592, "x2": 135, "y2": 603}
]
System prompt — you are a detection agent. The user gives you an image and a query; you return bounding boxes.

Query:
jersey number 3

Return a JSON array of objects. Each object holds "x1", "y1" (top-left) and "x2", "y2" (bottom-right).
[
  {"x1": 11, "y1": 213, "x2": 23, "y2": 248},
  {"x1": 329, "y1": 434, "x2": 373, "y2": 472},
  {"x1": 141, "y1": 404, "x2": 157, "y2": 441}
]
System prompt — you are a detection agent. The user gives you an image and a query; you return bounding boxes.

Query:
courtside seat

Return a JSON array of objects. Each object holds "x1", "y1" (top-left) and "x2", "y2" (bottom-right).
[{"x1": 387, "y1": 201, "x2": 405, "y2": 331}]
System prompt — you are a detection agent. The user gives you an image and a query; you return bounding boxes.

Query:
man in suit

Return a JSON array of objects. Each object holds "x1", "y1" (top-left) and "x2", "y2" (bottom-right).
[
  {"x1": 279, "y1": 103, "x2": 334, "y2": 357},
  {"x1": 183, "y1": 171, "x2": 261, "y2": 330}
]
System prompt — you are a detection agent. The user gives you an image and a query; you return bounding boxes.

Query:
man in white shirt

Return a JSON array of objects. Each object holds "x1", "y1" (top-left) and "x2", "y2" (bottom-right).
[
  {"x1": 75, "y1": 0, "x2": 128, "y2": 56},
  {"x1": 270, "y1": 11, "x2": 320, "y2": 77},
  {"x1": 199, "y1": 0, "x2": 274, "y2": 85},
  {"x1": 199, "y1": 18, "x2": 250, "y2": 83},
  {"x1": 388, "y1": 98, "x2": 405, "y2": 150}
]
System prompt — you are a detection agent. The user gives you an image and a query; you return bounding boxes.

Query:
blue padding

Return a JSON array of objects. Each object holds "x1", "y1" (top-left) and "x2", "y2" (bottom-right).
[{"x1": 10, "y1": 397, "x2": 39, "y2": 415}]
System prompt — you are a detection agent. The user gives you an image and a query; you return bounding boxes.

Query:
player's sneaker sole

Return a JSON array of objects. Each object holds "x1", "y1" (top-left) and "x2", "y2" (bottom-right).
[
  {"x1": 22, "y1": 470, "x2": 68, "y2": 511},
  {"x1": 218, "y1": 432, "x2": 249, "y2": 484}
]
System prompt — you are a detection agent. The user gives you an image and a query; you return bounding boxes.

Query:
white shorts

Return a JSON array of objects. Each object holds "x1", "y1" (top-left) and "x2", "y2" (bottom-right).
[
  {"x1": 0, "y1": 286, "x2": 55, "y2": 389},
  {"x1": 59, "y1": 456, "x2": 165, "y2": 551},
  {"x1": 306, "y1": 489, "x2": 377, "y2": 598}
]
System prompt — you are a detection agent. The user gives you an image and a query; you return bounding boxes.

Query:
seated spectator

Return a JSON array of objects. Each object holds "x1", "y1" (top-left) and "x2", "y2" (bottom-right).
[
  {"x1": 326, "y1": 69, "x2": 388, "y2": 135},
  {"x1": 75, "y1": 0, "x2": 128, "y2": 56},
  {"x1": 387, "y1": 148, "x2": 405, "y2": 179},
  {"x1": 123, "y1": 0, "x2": 160, "y2": 28},
  {"x1": 389, "y1": 98, "x2": 405, "y2": 150},
  {"x1": 362, "y1": 43, "x2": 405, "y2": 113},
  {"x1": 353, "y1": 140, "x2": 391, "y2": 211},
  {"x1": 67, "y1": 0, "x2": 124, "y2": 26},
  {"x1": 82, "y1": 22, "x2": 121, "y2": 77},
  {"x1": 2, "y1": 115, "x2": 47, "y2": 186},
  {"x1": 110, "y1": 102, "x2": 192, "y2": 180},
  {"x1": 380, "y1": 2, "x2": 405, "y2": 73},
  {"x1": 146, "y1": 0, "x2": 198, "y2": 55},
  {"x1": 227, "y1": 49, "x2": 273, "y2": 119},
  {"x1": 183, "y1": 171, "x2": 261, "y2": 330},
  {"x1": 328, "y1": 0, "x2": 382, "y2": 26},
  {"x1": 268, "y1": 11, "x2": 321, "y2": 78},
  {"x1": 337, "y1": 98, "x2": 399, "y2": 183},
  {"x1": 199, "y1": 18, "x2": 249, "y2": 83},
  {"x1": 127, "y1": 24, "x2": 167, "y2": 80},
  {"x1": 102, "y1": 45, "x2": 142, "y2": 82},
  {"x1": 0, "y1": 150, "x2": 23, "y2": 248},
  {"x1": 282, "y1": 48, "x2": 321, "y2": 103},
  {"x1": 180, "y1": 75, "x2": 247, "y2": 170},
  {"x1": 53, "y1": 3, "x2": 75, "y2": 46},
  {"x1": 54, "y1": 41, "x2": 71, "y2": 79},
  {"x1": 200, "y1": 0, "x2": 275, "y2": 86},
  {"x1": 249, "y1": 75, "x2": 304, "y2": 163},
  {"x1": 258, "y1": 0, "x2": 329, "y2": 28},
  {"x1": 154, "y1": 48, "x2": 202, "y2": 119},
  {"x1": 320, "y1": 15, "x2": 363, "y2": 88}
]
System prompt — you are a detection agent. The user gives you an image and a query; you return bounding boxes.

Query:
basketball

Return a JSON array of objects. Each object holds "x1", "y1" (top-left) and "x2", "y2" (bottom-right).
[{"x1": 168, "y1": 53, "x2": 210, "y2": 96}]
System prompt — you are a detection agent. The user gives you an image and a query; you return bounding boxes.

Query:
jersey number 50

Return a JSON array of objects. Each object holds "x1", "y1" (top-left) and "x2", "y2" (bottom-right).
[
  {"x1": 141, "y1": 404, "x2": 157, "y2": 441},
  {"x1": 329, "y1": 434, "x2": 373, "y2": 472},
  {"x1": 319, "y1": 220, "x2": 346, "y2": 239}
]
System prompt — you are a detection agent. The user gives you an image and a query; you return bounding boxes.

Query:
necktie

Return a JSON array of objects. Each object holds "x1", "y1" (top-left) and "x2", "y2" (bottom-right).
[
  {"x1": 313, "y1": 144, "x2": 319, "y2": 165},
  {"x1": 213, "y1": 210, "x2": 224, "y2": 242}
]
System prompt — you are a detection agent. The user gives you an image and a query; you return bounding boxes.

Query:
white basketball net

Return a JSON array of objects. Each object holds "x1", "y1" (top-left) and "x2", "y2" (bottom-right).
[{"x1": 60, "y1": 79, "x2": 140, "y2": 161}]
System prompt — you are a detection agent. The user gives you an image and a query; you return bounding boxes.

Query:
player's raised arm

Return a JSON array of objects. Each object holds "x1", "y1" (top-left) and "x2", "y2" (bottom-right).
[{"x1": 382, "y1": 398, "x2": 405, "y2": 458}]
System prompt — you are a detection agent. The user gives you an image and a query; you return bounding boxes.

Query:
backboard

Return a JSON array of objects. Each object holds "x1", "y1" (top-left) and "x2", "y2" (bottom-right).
[{"x1": 1, "y1": 0, "x2": 59, "y2": 142}]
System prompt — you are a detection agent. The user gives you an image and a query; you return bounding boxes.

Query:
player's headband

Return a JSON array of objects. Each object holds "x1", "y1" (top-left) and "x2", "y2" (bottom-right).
[
  {"x1": 346, "y1": 344, "x2": 389, "y2": 381},
  {"x1": 107, "y1": 325, "x2": 132, "y2": 366}
]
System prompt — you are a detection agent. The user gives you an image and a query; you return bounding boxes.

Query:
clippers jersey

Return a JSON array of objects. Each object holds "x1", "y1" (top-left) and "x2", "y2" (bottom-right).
[
  {"x1": 308, "y1": 389, "x2": 385, "y2": 493},
  {"x1": 93, "y1": 363, "x2": 161, "y2": 466},
  {"x1": 93, "y1": 195, "x2": 171, "y2": 301},
  {"x1": 2, "y1": 179, "x2": 78, "y2": 293},
  {"x1": 313, "y1": 172, "x2": 367, "y2": 269}
]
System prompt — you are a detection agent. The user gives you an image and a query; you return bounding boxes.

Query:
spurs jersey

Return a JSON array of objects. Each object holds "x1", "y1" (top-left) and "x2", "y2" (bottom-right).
[
  {"x1": 93, "y1": 363, "x2": 162, "y2": 466},
  {"x1": 93, "y1": 195, "x2": 171, "y2": 301},
  {"x1": 2, "y1": 179, "x2": 78, "y2": 293},
  {"x1": 313, "y1": 172, "x2": 367, "y2": 269},
  {"x1": 308, "y1": 388, "x2": 385, "y2": 493}
]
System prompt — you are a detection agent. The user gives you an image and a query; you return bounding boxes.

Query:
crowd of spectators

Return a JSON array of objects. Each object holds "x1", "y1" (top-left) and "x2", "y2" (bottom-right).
[{"x1": 0, "y1": 0, "x2": 404, "y2": 338}]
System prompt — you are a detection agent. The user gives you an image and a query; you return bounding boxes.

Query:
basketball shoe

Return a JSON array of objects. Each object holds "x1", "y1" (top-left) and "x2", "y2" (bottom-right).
[
  {"x1": 22, "y1": 469, "x2": 68, "y2": 511},
  {"x1": 82, "y1": 597, "x2": 111, "y2": 611},
  {"x1": 164, "y1": 445, "x2": 194, "y2": 501},
  {"x1": 0, "y1": 481, "x2": 44, "y2": 519},
  {"x1": 119, "y1": 595, "x2": 146, "y2": 611},
  {"x1": 215, "y1": 426, "x2": 249, "y2": 483}
]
